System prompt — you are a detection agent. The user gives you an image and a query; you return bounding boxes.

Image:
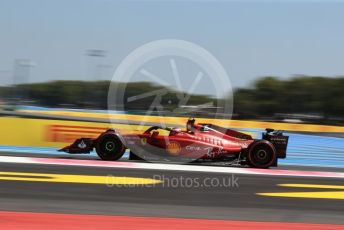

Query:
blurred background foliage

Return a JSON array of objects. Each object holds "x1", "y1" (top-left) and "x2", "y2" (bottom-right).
[
  {"x1": 0, "y1": 76, "x2": 343, "y2": 124},
  {"x1": 233, "y1": 76, "x2": 344, "y2": 121}
]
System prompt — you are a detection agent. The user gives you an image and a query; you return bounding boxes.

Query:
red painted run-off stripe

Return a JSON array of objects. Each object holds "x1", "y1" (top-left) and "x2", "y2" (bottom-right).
[{"x1": 0, "y1": 211, "x2": 342, "y2": 230}]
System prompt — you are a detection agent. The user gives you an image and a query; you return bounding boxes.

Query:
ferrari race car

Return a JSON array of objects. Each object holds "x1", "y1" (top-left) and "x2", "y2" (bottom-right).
[{"x1": 59, "y1": 119, "x2": 289, "y2": 168}]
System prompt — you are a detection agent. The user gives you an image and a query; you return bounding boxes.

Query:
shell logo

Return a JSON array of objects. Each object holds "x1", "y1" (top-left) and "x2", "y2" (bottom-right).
[
  {"x1": 166, "y1": 142, "x2": 181, "y2": 156},
  {"x1": 141, "y1": 138, "x2": 147, "y2": 145}
]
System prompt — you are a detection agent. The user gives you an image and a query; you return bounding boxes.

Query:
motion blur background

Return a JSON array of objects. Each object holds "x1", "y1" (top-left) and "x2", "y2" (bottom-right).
[{"x1": 1, "y1": 2, "x2": 344, "y2": 228}]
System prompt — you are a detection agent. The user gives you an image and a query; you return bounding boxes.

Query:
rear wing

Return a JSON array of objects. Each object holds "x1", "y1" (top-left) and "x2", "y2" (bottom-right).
[{"x1": 263, "y1": 129, "x2": 289, "y2": 158}]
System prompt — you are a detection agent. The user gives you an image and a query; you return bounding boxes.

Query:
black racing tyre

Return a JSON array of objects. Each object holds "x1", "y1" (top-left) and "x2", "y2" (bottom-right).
[
  {"x1": 247, "y1": 142, "x2": 276, "y2": 168},
  {"x1": 95, "y1": 133, "x2": 125, "y2": 161},
  {"x1": 129, "y1": 151, "x2": 145, "y2": 161}
]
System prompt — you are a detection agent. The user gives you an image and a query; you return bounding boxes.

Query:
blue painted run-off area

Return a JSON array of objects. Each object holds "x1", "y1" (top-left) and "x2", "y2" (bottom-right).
[
  {"x1": 281, "y1": 132, "x2": 344, "y2": 168},
  {"x1": 1, "y1": 130, "x2": 343, "y2": 169}
]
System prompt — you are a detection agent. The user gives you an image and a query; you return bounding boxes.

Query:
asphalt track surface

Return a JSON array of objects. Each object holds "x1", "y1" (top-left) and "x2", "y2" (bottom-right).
[{"x1": 0, "y1": 151, "x2": 344, "y2": 230}]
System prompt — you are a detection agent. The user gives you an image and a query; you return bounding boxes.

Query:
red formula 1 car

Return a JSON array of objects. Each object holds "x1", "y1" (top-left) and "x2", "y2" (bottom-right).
[{"x1": 59, "y1": 119, "x2": 288, "y2": 168}]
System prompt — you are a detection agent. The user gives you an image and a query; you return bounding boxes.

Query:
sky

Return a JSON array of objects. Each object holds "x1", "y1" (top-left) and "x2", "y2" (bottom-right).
[{"x1": 1, "y1": 0, "x2": 344, "y2": 94}]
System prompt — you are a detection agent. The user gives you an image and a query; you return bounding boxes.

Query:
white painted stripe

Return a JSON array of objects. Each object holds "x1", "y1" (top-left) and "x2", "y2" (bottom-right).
[
  {"x1": 1, "y1": 156, "x2": 344, "y2": 179},
  {"x1": 0, "y1": 156, "x2": 35, "y2": 164}
]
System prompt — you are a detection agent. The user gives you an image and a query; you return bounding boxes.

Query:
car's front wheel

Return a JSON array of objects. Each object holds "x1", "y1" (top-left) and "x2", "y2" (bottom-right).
[{"x1": 96, "y1": 133, "x2": 125, "y2": 161}]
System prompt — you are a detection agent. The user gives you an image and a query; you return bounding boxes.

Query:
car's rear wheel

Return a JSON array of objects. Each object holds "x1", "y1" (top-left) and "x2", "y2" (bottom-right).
[
  {"x1": 247, "y1": 141, "x2": 276, "y2": 168},
  {"x1": 96, "y1": 133, "x2": 125, "y2": 161}
]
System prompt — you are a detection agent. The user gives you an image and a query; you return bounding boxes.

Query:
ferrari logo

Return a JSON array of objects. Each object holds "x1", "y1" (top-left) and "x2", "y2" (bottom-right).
[{"x1": 166, "y1": 142, "x2": 181, "y2": 156}]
